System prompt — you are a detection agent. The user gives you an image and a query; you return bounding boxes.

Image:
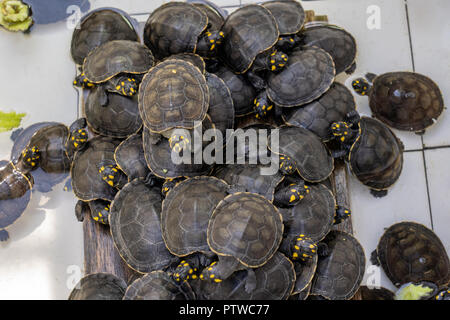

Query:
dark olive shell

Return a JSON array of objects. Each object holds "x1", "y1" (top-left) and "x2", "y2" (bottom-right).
[
  {"x1": 84, "y1": 87, "x2": 142, "y2": 138},
  {"x1": 269, "y1": 126, "x2": 334, "y2": 182},
  {"x1": 193, "y1": 2, "x2": 225, "y2": 31},
  {"x1": 114, "y1": 133, "x2": 152, "y2": 182},
  {"x1": 369, "y1": 72, "x2": 444, "y2": 132},
  {"x1": 375, "y1": 222, "x2": 450, "y2": 287},
  {"x1": 161, "y1": 176, "x2": 229, "y2": 256},
  {"x1": 311, "y1": 231, "x2": 365, "y2": 300},
  {"x1": 292, "y1": 254, "x2": 318, "y2": 295},
  {"x1": 139, "y1": 59, "x2": 209, "y2": 133},
  {"x1": 165, "y1": 53, "x2": 206, "y2": 74},
  {"x1": 110, "y1": 180, "x2": 174, "y2": 273},
  {"x1": 71, "y1": 136, "x2": 122, "y2": 201},
  {"x1": 144, "y1": 2, "x2": 208, "y2": 59},
  {"x1": 207, "y1": 192, "x2": 283, "y2": 267},
  {"x1": 71, "y1": 9, "x2": 139, "y2": 65},
  {"x1": 349, "y1": 117, "x2": 403, "y2": 190},
  {"x1": 83, "y1": 40, "x2": 155, "y2": 83},
  {"x1": 123, "y1": 271, "x2": 195, "y2": 300},
  {"x1": 68, "y1": 273, "x2": 127, "y2": 300},
  {"x1": 300, "y1": 25, "x2": 357, "y2": 74},
  {"x1": 214, "y1": 65, "x2": 256, "y2": 116},
  {"x1": 0, "y1": 162, "x2": 33, "y2": 229},
  {"x1": 221, "y1": 5, "x2": 279, "y2": 73},
  {"x1": 357, "y1": 286, "x2": 395, "y2": 300},
  {"x1": 262, "y1": 0, "x2": 305, "y2": 35},
  {"x1": 283, "y1": 82, "x2": 356, "y2": 141}
]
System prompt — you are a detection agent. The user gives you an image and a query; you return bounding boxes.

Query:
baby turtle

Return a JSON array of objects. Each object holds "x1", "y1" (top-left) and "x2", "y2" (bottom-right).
[
  {"x1": 332, "y1": 116, "x2": 403, "y2": 197},
  {"x1": 70, "y1": 8, "x2": 139, "y2": 65},
  {"x1": 0, "y1": 162, "x2": 33, "y2": 241},
  {"x1": 83, "y1": 87, "x2": 142, "y2": 138},
  {"x1": 143, "y1": 2, "x2": 224, "y2": 60},
  {"x1": 68, "y1": 273, "x2": 127, "y2": 300},
  {"x1": 371, "y1": 222, "x2": 450, "y2": 287},
  {"x1": 268, "y1": 126, "x2": 334, "y2": 183},
  {"x1": 310, "y1": 231, "x2": 365, "y2": 300},
  {"x1": 352, "y1": 72, "x2": 444, "y2": 133},
  {"x1": 110, "y1": 179, "x2": 176, "y2": 273},
  {"x1": 123, "y1": 271, "x2": 195, "y2": 300},
  {"x1": 282, "y1": 82, "x2": 357, "y2": 142},
  {"x1": 357, "y1": 286, "x2": 395, "y2": 300}
]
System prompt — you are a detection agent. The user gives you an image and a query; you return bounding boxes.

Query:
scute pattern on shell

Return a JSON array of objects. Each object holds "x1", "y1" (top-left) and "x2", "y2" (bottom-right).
[
  {"x1": 370, "y1": 72, "x2": 444, "y2": 131},
  {"x1": 207, "y1": 192, "x2": 283, "y2": 267},
  {"x1": 267, "y1": 46, "x2": 335, "y2": 107},
  {"x1": 376, "y1": 222, "x2": 450, "y2": 287},
  {"x1": 349, "y1": 117, "x2": 403, "y2": 190},
  {"x1": 68, "y1": 273, "x2": 127, "y2": 300},
  {"x1": 262, "y1": 0, "x2": 305, "y2": 35},
  {"x1": 311, "y1": 231, "x2": 365, "y2": 300}
]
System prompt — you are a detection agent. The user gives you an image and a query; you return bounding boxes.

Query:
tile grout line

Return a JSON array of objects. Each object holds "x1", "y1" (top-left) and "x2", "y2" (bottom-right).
[{"x1": 404, "y1": 0, "x2": 434, "y2": 230}]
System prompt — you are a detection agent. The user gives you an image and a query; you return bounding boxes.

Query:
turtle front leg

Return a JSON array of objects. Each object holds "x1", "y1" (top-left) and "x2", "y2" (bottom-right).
[
  {"x1": 247, "y1": 70, "x2": 267, "y2": 91},
  {"x1": 200, "y1": 255, "x2": 242, "y2": 283}
]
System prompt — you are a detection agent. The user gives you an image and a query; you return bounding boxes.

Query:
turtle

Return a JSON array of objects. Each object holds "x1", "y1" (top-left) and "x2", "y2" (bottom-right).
[
  {"x1": 114, "y1": 133, "x2": 156, "y2": 184},
  {"x1": 310, "y1": 230, "x2": 366, "y2": 300},
  {"x1": 214, "y1": 65, "x2": 256, "y2": 117},
  {"x1": 356, "y1": 286, "x2": 395, "y2": 300},
  {"x1": 268, "y1": 126, "x2": 334, "y2": 183},
  {"x1": 83, "y1": 86, "x2": 142, "y2": 138},
  {"x1": 200, "y1": 192, "x2": 283, "y2": 289},
  {"x1": 68, "y1": 273, "x2": 127, "y2": 300},
  {"x1": 70, "y1": 8, "x2": 139, "y2": 65},
  {"x1": 262, "y1": 0, "x2": 306, "y2": 52},
  {"x1": 193, "y1": 252, "x2": 295, "y2": 300},
  {"x1": 110, "y1": 179, "x2": 176, "y2": 274},
  {"x1": 75, "y1": 40, "x2": 155, "y2": 97},
  {"x1": 123, "y1": 271, "x2": 195, "y2": 300},
  {"x1": 282, "y1": 82, "x2": 357, "y2": 142},
  {"x1": 138, "y1": 59, "x2": 209, "y2": 143},
  {"x1": 0, "y1": 161, "x2": 33, "y2": 241},
  {"x1": 299, "y1": 24, "x2": 357, "y2": 75},
  {"x1": 352, "y1": 72, "x2": 444, "y2": 133},
  {"x1": 143, "y1": 2, "x2": 224, "y2": 60},
  {"x1": 253, "y1": 46, "x2": 336, "y2": 118},
  {"x1": 331, "y1": 116, "x2": 404, "y2": 197},
  {"x1": 371, "y1": 222, "x2": 450, "y2": 288}
]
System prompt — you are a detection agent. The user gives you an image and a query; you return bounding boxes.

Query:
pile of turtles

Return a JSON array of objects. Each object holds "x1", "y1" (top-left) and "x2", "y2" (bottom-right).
[{"x1": 0, "y1": 0, "x2": 447, "y2": 300}]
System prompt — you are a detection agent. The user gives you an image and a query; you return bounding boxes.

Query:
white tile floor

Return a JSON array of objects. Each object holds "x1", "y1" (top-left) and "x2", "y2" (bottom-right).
[{"x1": 0, "y1": 0, "x2": 448, "y2": 299}]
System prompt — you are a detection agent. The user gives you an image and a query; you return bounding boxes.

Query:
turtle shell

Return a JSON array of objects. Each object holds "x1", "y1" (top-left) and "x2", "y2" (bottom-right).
[
  {"x1": 143, "y1": 2, "x2": 208, "y2": 59},
  {"x1": 357, "y1": 286, "x2": 395, "y2": 300},
  {"x1": 268, "y1": 126, "x2": 334, "y2": 182},
  {"x1": 221, "y1": 5, "x2": 279, "y2": 74},
  {"x1": 292, "y1": 254, "x2": 318, "y2": 295},
  {"x1": 68, "y1": 273, "x2": 127, "y2": 300},
  {"x1": 71, "y1": 136, "x2": 122, "y2": 201},
  {"x1": 375, "y1": 222, "x2": 450, "y2": 287},
  {"x1": 283, "y1": 82, "x2": 356, "y2": 141},
  {"x1": 114, "y1": 133, "x2": 152, "y2": 182},
  {"x1": 369, "y1": 72, "x2": 444, "y2": 132},
  {"x1": 84, "y1": 87, "x2": 142, "y2": 138},
  {"x1": 0, "y1": 162, "x2": 33, "y2": 230},
  {"x1": 70, "y1": 9, "x2": 139, "y2": 65},
  {"x1": 142, "y1": 127, "x2": 212, "y2": 179},
  {"x1": 83, "y1": 40, "x2": 155, "y2": 83},
  {"x1": 110, "y1": 180, "x2": 174, "y2": 273},
  {"x1": 161, "y1": 176, "x2": 229, "y2": 256},
  {"x1": 267, "y1": 46, "x2": 335, "y2": 107},
  {"x1": 300, "y1": 25, "x2": 357, "y2": 74},
  {"x1": 214, "y1": 164, "x2": 284, "y2": 202},
  {"x1": 193, "y1": 2, "x2": 225, "y2": 31},
  {"x1": 123, "y1": 271, "x2": 195, "y2": 300},
  {"x1": 207, "y1": 192, "x2": 283, "y2": 268},
  {"x1": 349, "y1": 117, "x2": 403, "y2": 190},
  {"x1": 205, "y1": 73, "x2": 235, "y2": 138},
  {"x1": 139, "y1": 59, "x2": 209, "y2": 133},
  {"x1": 214, "y1": 65, "x2": 256, "y2": 116},
  {"x1": 262, "y1": 0, "x2": 305, "y2": 35},
  {"x1": 311, "y1": 231, "x2": 365, "y2": 300},
  {"x1": 166, "y1": 53, "x2": 206, "y2": 74}
]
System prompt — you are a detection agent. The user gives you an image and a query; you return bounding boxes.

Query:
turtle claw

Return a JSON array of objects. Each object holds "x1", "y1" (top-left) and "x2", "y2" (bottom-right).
[{"x1": 0, "y1": 229, "x2": 9, "y2": 242}]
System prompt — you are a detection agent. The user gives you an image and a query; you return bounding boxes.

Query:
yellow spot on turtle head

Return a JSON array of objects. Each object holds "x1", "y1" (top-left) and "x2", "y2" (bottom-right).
[
  {"x1": 340, "y1": 136, "x2": 345, "y2": 142},
  {"x1": 107, "y1": 181, "x2": 114, "y2": 187},
  {"x1": 271, "y1": 65, "x2": 276, "y2": 71},
  {"x1": 93, "y1": 217, "x2": 99, "y2": 221},
  {"x1": 192, "y1": 275, "x2": 197, "y2": 279},
  {"x1": 214, "y1": 279, "x2": 222, "y2": 283},
  {"x1": 172, "y1": 69, "x2": 177, "y2": 74},
  {"x1": 289, "y1": 195, "x2": 296, "y2": 203},
  {"x1": 292, "y1": 252, "x2": 298, "y2": 258},
  {"x1": 98, "y1": 212, "x2": 102, "y2": 217},
  {"x1": 210, "y1": 274, "x2": 215, "y2": 279}
]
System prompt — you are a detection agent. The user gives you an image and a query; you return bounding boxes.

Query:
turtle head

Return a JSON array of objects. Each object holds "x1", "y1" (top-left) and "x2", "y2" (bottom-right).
[
  {"x1": 91, "y1": 202, "x2": 110, "y2": 225},
  {"x1": 268, "y1": 50, "x2": 288, "y2": 73},
  {"x1": 170, "y1": 260, "x2": 198, "y2": 283},
  {"x1": 352, "y1": 77, "x2": 370, "y2": 96},
  {"x1": 20, "y1": 146, "x2": 40, "y2": 170},
  {"x1": 287, "y1": 183, "x2": 310, "y2": 205},
  {"x1": 435, "y1": 288, "x2": 450, "y2": 300},
  {"x1": 161, "y1": 178, "x2": 182, "y2": 197},
  {"x1": 73, "y1": 72, "x2": 95, "y2": 89},
  {"x1": 334, "y1": 206, "x2": 351, "y2": 224},
  {"x1": 253, "y1": 91, "x2": 273, "y2": 119},
  {"x1": 97, "y1": 161, "x2": 123, "y2": 188},
  {"x1": 279, "y1": 155, "x2": 297, "y2": 175},
  {"x1": 331, "y1": 121, "x2": 351, "y2": 143},
  {"x1": 291, "y1": 235, "x2": 317, "y2": 262},
  {"x1": 277, "y1": 35, "x2": 301, "y2": 52},
  {"x1": 114, "y1": 76, "x2": 137, "y2": 97},
  {"x1": 205, "y1": 30, "x2": 225, "y2": 52},
  {"x1": 199, "y1": 261, "x2": 223, "y2": 283},
  {"x1": 69, "y1": 128, "x2": 88, "y2": 151},
  {"x1": 169, "y1": 130, "x2": 191, "y2": 154}
]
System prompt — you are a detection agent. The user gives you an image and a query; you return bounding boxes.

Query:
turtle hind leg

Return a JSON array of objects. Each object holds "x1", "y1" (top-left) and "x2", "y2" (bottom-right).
[
  {"x1": 370, "y1": 189, "x2": 388, "y2": 198},
  {"x1": 0, "y1": 229, "x2": 9, "y2": 241},
  {"x1": 370, "y1": 249, "x2": 380, "y2": 266}
]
